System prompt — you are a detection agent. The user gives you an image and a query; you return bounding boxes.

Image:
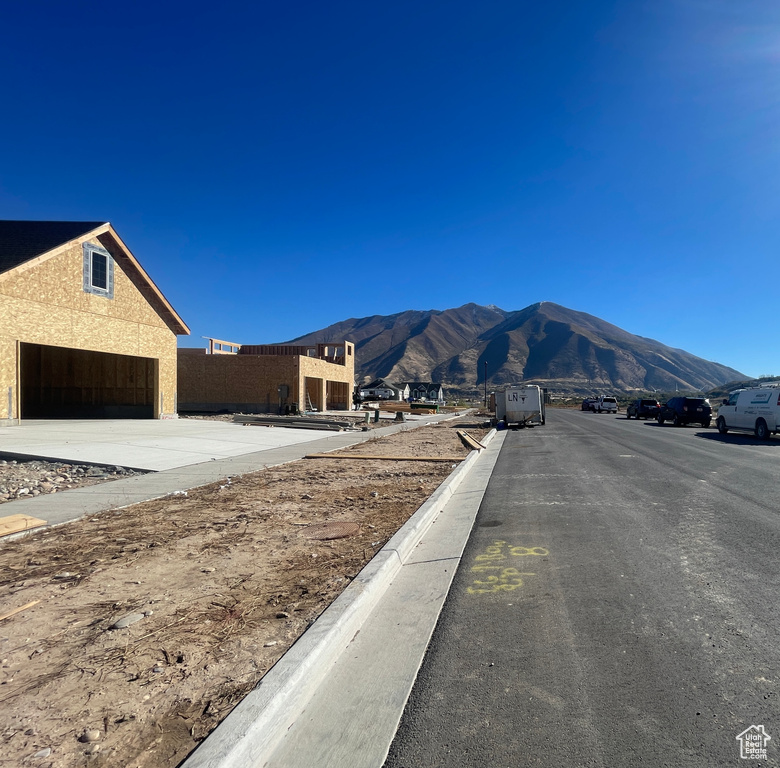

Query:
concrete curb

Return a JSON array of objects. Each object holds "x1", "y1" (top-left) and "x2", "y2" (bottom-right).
[{"x1": 182, "y1": 428, "x2": 497, "y2": 768}]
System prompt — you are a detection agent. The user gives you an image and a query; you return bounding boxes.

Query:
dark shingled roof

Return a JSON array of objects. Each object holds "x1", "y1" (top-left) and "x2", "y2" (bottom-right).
[
  {"x1": 0, "y1": 220, "x2": 107, "y2": 275},
  {"x1": 362, "y1": 378, "x2": 402, "y2": 392},
  {"x1": 400, "y1": 381, "x2": 441, "y2": 390}
]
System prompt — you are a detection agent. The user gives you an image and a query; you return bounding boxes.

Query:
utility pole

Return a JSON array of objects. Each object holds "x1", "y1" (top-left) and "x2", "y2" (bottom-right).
[{"x1": 484, "y1": 361, "x2": 488, "y2": 408}]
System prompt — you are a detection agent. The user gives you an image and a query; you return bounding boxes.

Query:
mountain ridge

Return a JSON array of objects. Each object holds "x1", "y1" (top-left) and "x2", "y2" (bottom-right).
[{"x1": 284, "y1": 302, "x2": 744, "y2": 393}]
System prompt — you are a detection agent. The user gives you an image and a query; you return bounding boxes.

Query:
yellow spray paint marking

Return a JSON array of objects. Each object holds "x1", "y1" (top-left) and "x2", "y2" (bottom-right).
[
  {"x1": 467, "y1": 540, "x2": 548, "y2": 594},
  {"x1": 508, "y1": 545, "x2": 549, "y2": 557}
]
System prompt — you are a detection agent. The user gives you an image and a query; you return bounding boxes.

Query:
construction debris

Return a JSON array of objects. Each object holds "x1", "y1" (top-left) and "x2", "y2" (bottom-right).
[
  {"x1": 234, "y1": 416, "x2": 355, "y2": 431},
  {"x1": 456, "y1": 430, "x2": 486, "y2": 451},
  {"x1": 0, "y1": 514, "x2": 47, "y2": 537}
]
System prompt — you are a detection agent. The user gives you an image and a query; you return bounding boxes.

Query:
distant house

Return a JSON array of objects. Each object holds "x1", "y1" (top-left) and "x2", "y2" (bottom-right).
[
  {"x1": 400, "y1": 381, "x2": 444, "y2": 403},
  {"x1": 0, "y1": 220, "x2": 189, "y2": 424},
  {"x1": 359, "y1": 378, "x2": 406, "y2": 402}
]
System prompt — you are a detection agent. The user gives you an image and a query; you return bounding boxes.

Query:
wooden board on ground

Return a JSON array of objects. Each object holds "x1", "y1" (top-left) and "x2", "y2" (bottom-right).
[
  {"x1": 0, "y1": 514, "x2": 47, "y2": 538},
  {"x1": 456, "y1": 430, "x2": 486, "y2": 451},
  {"x1": 304, "y1": 454, "x2": 464, "y2": 462}
]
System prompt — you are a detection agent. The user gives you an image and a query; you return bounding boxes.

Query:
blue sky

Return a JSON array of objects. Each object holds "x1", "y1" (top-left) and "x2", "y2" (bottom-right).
[{"x1": 2, "y1": 1, "x2": 778, "y2": 378}]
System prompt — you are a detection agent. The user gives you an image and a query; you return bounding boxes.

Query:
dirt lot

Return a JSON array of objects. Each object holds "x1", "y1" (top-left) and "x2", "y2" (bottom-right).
[{"x1": 0, "y1": 417, "x2": 488, "y2": 768}]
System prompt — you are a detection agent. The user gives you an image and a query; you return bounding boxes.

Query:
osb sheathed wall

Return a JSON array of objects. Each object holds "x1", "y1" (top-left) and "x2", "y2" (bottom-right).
[
  {"x1": 0, "y1": 337, "x2": 16, "y2": 423},
  {"x1": 178, "y1": 351, "x2": 298, "y2": 412},
  {"x1": 299, "y1": 354, "x2": 354, "y2": 410},
  {"x1": 178, "y1": 347, "x2": 355, "y2": 413},
  {"x1": 0, "y1": 237, "x2": 178, "y2": 421}
]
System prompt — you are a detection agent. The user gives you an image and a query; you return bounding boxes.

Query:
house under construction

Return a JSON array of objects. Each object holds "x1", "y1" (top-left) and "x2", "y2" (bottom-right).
[{"x1": 177, "y1": 338, "x2": 355, "y2": 414}]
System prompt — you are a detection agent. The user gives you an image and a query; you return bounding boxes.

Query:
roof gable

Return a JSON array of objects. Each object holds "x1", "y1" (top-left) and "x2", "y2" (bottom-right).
[
  {"x1": 0, "y1": 220, "x2": 107, "y2": 274},
  {"x1": 0, "y1": 220, "x2": 189, "y2": 336},
  {"x1": 400, "y1": 381, "x2": 441, "y2": 389},
  {"x1": 362, "y1": 378, "x2": 400, "y2": 391}
]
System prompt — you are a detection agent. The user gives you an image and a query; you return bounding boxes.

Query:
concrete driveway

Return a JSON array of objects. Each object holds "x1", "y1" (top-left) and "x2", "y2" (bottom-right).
[{"x1": 0, "y1": 419, "x2": 337, "y2": 471}]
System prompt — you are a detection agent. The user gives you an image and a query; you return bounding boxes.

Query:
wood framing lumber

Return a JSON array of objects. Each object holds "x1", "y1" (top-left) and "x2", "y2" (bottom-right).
[
  {"x1": 0, "y1": 601, "x2": 41, "y2": 622},
  {"x1": 244, "y1": 422, "x2": 343, "y2": 432},
  {"x1": 235, "y1": 416, "x2": 352, "y2": 430},
  {"x1": 456, "y1": 430, "x2": 486, "y2": 451},
  {"x1": 0, "y1": 514, "x2": 48, "y2": 538},
  {"x1": 303, "y1": 454, "x2": 464, "y2": 462}
]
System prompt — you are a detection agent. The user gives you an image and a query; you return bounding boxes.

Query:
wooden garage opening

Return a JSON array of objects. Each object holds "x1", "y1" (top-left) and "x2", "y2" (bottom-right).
[
  {"x1": 326, "y1": 380, "x2": 349, "y2": 410},
  {"x1": 304, "y1": 376, "x2": 324, "y2": 412},
  {"x1": 20, "y1": 343, "x2": 156, "y2": 419}
]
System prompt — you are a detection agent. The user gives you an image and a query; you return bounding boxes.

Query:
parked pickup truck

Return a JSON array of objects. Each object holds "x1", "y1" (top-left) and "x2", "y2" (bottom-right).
[{"x1": 591, "y1": 396, "x2": 618, "y2": 414}]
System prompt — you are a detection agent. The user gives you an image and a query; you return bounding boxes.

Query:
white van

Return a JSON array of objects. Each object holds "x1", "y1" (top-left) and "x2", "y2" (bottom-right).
[{"x1": 716, "y1": 385, "x2": 780, "y2": 439}]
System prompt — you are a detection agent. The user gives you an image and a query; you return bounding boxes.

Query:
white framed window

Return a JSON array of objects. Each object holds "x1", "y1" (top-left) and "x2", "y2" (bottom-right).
[{"x1": 83, "y1": 243, "x2": 114, "y2": 298}]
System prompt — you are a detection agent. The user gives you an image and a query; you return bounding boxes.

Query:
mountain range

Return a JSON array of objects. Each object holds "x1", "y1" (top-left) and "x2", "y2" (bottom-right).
[{"x1": 284, "y1": 302, "x2": 745, "y2": 394}]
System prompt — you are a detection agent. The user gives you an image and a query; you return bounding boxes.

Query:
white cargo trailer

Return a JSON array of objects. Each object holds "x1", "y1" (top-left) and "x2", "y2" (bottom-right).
[{"x1": 495, "y1": 385, "x2": 546, "y2": 428}]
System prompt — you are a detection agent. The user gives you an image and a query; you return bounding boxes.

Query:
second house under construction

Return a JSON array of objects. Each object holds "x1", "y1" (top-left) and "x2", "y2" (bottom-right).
[{"x1": 177, "y1": 338, "x2": 355, "y2": 414}]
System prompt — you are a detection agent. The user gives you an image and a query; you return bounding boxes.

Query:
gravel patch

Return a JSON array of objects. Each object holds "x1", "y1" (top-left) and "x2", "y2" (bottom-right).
[{"x1": 0, "y1": 459, "x2": 146, "y2": 505}]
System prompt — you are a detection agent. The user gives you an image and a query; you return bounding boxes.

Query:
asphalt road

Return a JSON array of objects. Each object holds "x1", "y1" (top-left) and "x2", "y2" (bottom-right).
[{"x1": 384, "y1": 407, "x2": 780, "y2": 767}]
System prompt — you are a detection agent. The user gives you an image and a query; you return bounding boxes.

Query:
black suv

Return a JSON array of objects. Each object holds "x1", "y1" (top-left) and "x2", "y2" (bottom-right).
[
  {"x1": 657, "y1": 397, "x2": 712, "y2": 428},
  {"x1": 626, "y1": 398, "x2": 661, "y2": 420}
]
